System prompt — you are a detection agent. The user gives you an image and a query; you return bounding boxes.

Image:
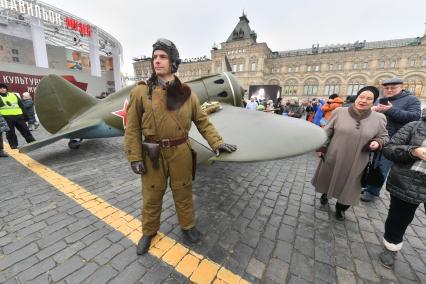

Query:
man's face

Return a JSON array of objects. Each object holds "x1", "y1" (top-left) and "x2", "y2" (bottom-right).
[
  {"x1": 153, "y1": 50, "x2": 171, "y2": 76},
  {"x1": 383, "y1": 84, "x2": 403, "y2": 98},
  {"x1": 72, "y1": 51, "x2": 80, "y2": 61},
  {"x1": 0, "y1": 87, "x2": 6, "y2": 94}
]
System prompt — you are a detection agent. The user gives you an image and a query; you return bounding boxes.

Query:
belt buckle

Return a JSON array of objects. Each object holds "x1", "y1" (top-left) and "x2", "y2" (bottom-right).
[{"x1": 161, "y1": 139, "x2": 171, "y2": 148}]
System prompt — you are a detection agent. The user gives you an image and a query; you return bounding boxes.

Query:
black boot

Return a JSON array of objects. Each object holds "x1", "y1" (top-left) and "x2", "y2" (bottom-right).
[
  {"x1": 335, "y1": 202, "x2": 349, "y2": 221},
  {"x1": 136, "y1": 234, "x2": 155, "y2": 255},
  {"x1": 182, "y1": 227, "x2": 201, "y2": 243},
  {"x1": 0, "y1": 149, "x2": 8, "y2": 157},
  {"x1": 320, "y1": 194, "x2": 328, "y2": 205},
  {"x1": 379, "y1": 248, "x2": 397, "y2": 269},
  {"x1": 335, "y1": 210, "x2": 345, "y2": 221}
]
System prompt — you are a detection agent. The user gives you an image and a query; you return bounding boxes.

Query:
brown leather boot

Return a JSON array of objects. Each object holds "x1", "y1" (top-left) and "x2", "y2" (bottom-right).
[{"x1": 182, "y1": 227, "x2": 201, "y2": 243}]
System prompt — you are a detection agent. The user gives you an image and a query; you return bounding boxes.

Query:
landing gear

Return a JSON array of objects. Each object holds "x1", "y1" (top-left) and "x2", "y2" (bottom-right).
[{"x1": 68, "y1": 139, "x2": 83, "y2": 149}]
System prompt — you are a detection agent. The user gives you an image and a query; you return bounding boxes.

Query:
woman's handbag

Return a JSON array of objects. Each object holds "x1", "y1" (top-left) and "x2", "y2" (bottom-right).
[
  {"x1": 361, "y1": 151, "x2": 385, "y2": 187},
  {"x1": 0, "y1": 115, "x2": 9, "y2": 132}
]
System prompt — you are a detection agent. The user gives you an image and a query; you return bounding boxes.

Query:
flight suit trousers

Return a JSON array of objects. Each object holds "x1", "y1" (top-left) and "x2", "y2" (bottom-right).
[{"x1": 141, "y1": 142, "x2": 194, "y2": 236}]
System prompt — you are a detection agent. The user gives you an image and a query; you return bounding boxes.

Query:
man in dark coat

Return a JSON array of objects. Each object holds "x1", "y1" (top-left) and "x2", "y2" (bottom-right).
[
  {"x1": 0, "y1": 83, "x2": 35, "y2": 149},
  {"x1": 22, "y1": 92, "x2": 39, "y2": 131},
  {"x1": 361, "y1": 78, "x2": 421, "y2": 202}
]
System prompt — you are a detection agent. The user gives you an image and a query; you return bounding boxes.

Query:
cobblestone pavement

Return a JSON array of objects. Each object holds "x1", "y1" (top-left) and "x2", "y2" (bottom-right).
[{"x1": 1, "y1": 128, "x2": 426, "y2": 284}]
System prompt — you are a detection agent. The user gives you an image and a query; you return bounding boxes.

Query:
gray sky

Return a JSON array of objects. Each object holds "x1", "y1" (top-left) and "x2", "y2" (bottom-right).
[{"x1": 43, "y1": 0, "x2": 426, "y2": 76}]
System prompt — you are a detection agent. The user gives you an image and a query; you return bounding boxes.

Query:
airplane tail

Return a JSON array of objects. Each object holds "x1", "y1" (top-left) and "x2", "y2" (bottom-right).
[{"x1": 35, "y1": 74, "x2": 98, "y2": 134}]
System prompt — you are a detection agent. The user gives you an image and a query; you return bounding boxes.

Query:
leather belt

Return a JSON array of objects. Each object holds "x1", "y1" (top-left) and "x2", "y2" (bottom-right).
[{"x1": 145, "y1": 136, "x2": 188, "y2": 148}]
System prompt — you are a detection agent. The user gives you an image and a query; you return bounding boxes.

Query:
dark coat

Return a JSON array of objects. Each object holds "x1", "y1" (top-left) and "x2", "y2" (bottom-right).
[
  {"x1": 22, "y1": 98, "x2": 36, "y2": 123},
  {"x1": 383, "y1": 117, "x2": 426, "y2": 204},
  {"x1": 384, "y1": 90, "x2": 421, "y2": 137},
  {"x1": 283, "y1": 104, "x2": 303, "y2": 118}
]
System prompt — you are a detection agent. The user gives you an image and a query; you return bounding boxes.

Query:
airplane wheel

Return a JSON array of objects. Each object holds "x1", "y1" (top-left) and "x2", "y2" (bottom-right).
[{"x1": 68, "y1": 139, "x2": 81, "y2": 149}]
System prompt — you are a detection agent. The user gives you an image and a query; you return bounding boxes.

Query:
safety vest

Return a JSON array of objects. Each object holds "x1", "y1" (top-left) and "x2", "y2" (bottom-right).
[{"x1": 0, "y1": 92, "x2": 23, "y2": 116}]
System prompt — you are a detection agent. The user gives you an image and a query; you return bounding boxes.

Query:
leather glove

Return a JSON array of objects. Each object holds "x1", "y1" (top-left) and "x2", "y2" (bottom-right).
[
  {"x1": 215, "y1": 143, "x2": 237, "y2": 156},
  {"x1": 131, "y1": 161, "x2": 146, "y2": 175}
]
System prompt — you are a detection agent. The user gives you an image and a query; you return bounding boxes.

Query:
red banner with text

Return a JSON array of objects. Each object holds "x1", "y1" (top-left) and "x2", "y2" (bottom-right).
[{"x1": 0, "y1": 71, "x2": 88, "y2": 98}]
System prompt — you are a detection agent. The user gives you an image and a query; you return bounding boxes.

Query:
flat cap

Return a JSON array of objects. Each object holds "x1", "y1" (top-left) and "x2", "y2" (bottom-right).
[{"x1": 382, "y1": 78, "x2": 403, "y2": 86}]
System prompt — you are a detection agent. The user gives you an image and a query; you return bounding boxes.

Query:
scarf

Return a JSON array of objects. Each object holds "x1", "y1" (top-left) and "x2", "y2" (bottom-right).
[
  {"x1": 148, "y1": 75, "x2": 191, "y2": 111},
  {"x1": 348, "y1": 105, "x2": 372, "y2": 122}
]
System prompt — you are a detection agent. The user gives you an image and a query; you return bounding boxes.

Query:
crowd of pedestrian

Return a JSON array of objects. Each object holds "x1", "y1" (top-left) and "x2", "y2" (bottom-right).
[
  {"x1": 1, "y1": 68, "x2": 424, "y2": 273},
  {"x1": 244, "y1": 78, "x2": 425, "y2": 270},
  {"x1": 310, "y1": 78, "x2": 423, "y2": 270}
]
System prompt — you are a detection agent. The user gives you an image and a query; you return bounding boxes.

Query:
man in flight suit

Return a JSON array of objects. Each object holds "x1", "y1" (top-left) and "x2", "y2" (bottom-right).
[{"x1": 124, "y1": 39, "x2": 237, "y2": 255}]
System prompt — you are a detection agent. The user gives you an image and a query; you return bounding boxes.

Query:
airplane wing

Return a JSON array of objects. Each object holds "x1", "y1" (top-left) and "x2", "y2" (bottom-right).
[
  {"x1": 189, "y1": 105, "x2": 327, "y2": 162},
  {"x1": 19, "y1": 119, "x2": 103, "y2": 153}
]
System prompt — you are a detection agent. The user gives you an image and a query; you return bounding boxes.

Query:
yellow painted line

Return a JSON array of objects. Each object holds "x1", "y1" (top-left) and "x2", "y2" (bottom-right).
[{"x1": 5, "y1": 145, "x2": 249, "y2": 284}]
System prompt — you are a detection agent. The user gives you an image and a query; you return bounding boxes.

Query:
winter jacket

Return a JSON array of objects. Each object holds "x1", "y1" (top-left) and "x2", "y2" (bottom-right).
[
  {"x1": 383, "y1": 90, "x2": 421, "y2": 137},
  {"x1": 313, "y1": 100, "x2": 325, "y2": 126},
  {"x1": 22, "y1": 98, "x2": 36, "y2": 123},
  {"x1": 322, "y1": 97, "x2": 344, "y2": 121},
  {"x1": 282, "y1": 104, "x2": 303, "y2": 118},
  {"x1": 383, "y1": 116, "x2": 426, "y2": 204}
]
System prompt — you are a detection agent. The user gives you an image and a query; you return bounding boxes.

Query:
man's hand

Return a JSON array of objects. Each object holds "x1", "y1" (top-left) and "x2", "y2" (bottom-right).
[
  {"x1": 131, "y1": 161, "x2": 146, "y2": 175},
  {"x1": 215, "y1": 143, "x2": 237, "y2": 156},
  {"x1": 375, "y1": 101, "x2": 393, "y2": 113}
]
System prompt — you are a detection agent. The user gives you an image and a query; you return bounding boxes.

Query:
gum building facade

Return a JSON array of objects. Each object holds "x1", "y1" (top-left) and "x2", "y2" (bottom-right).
[{"x1": 133, "y1": 14, "x2": 426, "y2": 102}]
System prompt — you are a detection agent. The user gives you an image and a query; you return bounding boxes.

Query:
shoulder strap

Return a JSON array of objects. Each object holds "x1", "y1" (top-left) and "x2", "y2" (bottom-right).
[
  {"x1": 164, "y1": 103, "x2": 189, "y2": 137},
  {"x1": 368, "y1": 151, "x2": 381, "y2": 167},
  {"x1": 157, "y1": 94, "x2": 189, "y2": 137}
]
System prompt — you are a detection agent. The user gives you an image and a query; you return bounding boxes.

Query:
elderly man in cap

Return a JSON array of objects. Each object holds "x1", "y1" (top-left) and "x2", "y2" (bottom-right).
[{"x1": 361, "y1": 78, "x2": 421, "y2": 202}]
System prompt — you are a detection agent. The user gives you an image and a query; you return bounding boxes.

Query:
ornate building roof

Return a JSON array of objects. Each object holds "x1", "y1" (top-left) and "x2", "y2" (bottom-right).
[{"x1": 226, "y1": 12, "x2": 257, "y2": 43}]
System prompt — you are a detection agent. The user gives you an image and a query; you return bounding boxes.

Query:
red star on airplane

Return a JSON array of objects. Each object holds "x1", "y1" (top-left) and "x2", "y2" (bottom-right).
[{"x1": 112, "y1": 99, "x2": 128, "y2": 128}]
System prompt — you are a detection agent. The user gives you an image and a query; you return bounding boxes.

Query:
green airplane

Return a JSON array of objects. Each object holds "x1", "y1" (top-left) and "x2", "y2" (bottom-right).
[{"x1": 19, "y1": 72, "x2": 327, "y2": 162}]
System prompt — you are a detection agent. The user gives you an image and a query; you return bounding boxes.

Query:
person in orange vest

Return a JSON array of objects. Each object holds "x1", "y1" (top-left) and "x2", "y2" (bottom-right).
[
  {"x1": 0, "y1": 83, "x2": 35, "y2": 149},
  {"x1": 320, "y1": 93, "x2": 344, "y2": 126}
]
